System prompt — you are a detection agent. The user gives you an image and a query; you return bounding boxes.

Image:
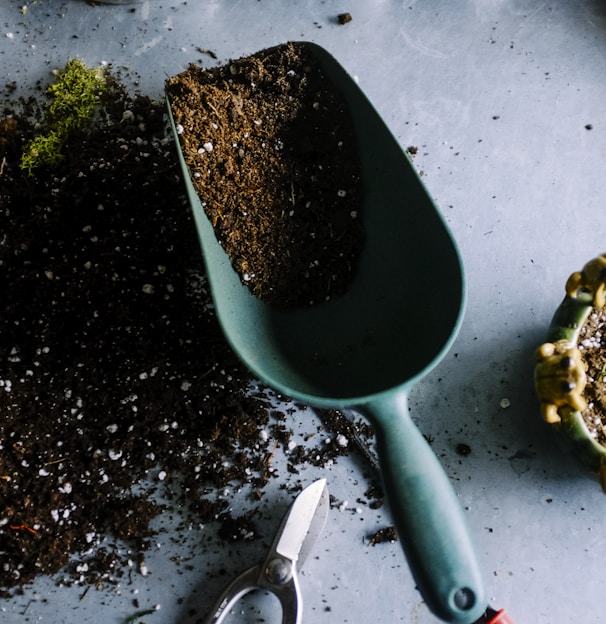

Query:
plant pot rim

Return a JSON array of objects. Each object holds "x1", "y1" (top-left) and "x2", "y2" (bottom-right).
[{"x1": 540, "y1": 289, "x2": 606, "y2": 488}]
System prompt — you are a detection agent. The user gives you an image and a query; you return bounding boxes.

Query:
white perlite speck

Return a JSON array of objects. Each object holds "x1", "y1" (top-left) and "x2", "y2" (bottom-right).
[{"x1": 336, "y1": 434, "x2": 348, "y2": 447}]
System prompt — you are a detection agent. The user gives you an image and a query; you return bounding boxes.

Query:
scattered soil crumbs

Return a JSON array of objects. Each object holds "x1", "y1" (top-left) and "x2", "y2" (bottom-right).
[
  {"x1": 368, "y1": 526, "x2": 397, "y2": 545},
  {"x1": 577, "y1": 307, "x2": 606, "y2": 445},
  {"x1": 165, "y1": 42, "x2": 365, "y2": 308},
  {"x1": 455, "y1": 442, "x2": 472, "y2": 457},
  {"x1": 0, "y1": 68, "x2": 380, "y2": 594}
]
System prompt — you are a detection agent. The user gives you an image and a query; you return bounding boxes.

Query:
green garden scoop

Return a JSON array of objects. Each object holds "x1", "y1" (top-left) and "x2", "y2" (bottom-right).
[{"x1": 167, "y1": 42, "x2": 489, "y2": 623}]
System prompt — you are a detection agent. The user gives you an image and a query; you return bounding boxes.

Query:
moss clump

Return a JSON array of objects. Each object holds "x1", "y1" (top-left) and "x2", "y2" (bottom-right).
[{"x1": 20, "y1": 59, "x2": 106, "y2": 174}]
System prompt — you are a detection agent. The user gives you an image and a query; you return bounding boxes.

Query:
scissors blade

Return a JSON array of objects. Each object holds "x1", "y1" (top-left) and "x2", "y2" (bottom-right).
[{"x1": 273, "y1": 478, "x2": 329, "y2": 567}]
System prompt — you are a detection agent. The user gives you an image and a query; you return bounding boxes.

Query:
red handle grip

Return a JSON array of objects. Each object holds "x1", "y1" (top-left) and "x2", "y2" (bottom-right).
[{"x1": 486, "y1": 609, "x2": 514, "y2": 624}]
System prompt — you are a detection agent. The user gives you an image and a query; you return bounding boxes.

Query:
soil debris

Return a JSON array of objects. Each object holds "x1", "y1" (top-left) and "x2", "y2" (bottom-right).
[
  {"x1": 368, "y1": 526, "x2": 397, "y2": 545},
  {"x1": 0, "y1": 64, "x2": 376, "y2": 594},
  {"x1": 166, "y1": 42, "x2": 365, "y2": 308},
  {"x1": 578, "y1": 307, "x2": 606, "y2": 445}
]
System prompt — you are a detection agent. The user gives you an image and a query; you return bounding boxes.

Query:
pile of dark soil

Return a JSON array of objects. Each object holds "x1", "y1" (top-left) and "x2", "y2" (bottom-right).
[
  {"x1": 0, "y1": 69, "x2": 379, "y2": 594},
  {"x1": 578, "y1": 307, "x2": 606, "y2": 445},
  {"x1": 166, "y1": 42, "x2": 365, "y2": 308}
]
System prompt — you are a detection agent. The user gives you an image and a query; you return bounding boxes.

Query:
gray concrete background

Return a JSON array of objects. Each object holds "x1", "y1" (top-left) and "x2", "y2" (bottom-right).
[{"x1": 2, "y1": 1, "x2": 606, "y2": 622}]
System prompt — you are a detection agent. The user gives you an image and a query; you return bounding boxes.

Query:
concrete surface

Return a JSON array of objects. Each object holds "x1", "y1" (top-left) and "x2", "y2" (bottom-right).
[{"x1": 2, "y1": 1, "x2": 606, "y2": 622}]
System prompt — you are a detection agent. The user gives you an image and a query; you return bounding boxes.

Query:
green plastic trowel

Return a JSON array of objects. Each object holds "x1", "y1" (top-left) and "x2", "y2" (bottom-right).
[{"x1": 167, "y1": 42, "x2": 487, "y2": 623}]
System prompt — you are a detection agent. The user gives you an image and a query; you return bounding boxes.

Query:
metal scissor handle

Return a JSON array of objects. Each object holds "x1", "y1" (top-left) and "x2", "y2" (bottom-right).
[
  {"x1": 203, "y1": 559, "x2": 300, "y2": 624},
  {"x1": 202, "y1": 479, "x2": 328, "y2": 624}
]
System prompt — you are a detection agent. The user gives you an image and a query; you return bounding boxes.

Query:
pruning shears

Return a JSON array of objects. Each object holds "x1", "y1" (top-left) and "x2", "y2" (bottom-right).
[
  {"x1": 202, "y1": 479, "x2": 329, "y2": 624},
  {"x1": 201, "y1": 477, "x2": 514, "y2": 624}
]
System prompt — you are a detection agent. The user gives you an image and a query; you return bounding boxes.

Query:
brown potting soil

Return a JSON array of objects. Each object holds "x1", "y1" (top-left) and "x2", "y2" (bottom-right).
[
  {"x1": 577, "y1": 307, "x2": 606, "y2": 446},
  {"x1": 0, "y1": 68, "x2": 380, "y2": 594},
  {"x1": 165, "y1": 42, "x2": 365, "y2": 308}
]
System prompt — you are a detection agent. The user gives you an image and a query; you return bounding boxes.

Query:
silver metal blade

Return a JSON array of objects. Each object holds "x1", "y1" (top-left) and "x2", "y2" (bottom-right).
[{"x1": 274, "y1": 478, "x2": 329, "y2": 567}]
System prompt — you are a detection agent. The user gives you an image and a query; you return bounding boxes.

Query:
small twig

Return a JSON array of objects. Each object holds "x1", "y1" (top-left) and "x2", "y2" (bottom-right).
[
  {"x1": 46, "y1": 456, "x2": 68, "y2": 466},
  {"x1": 195, "y1": 47, "x2": 218, "y2": 60},
  {"x1": 10, "y1": 523, "x2": 39, "y2": 535},
  {"x1": 206, "y1": 99, "x2": 221, "y2": 119},
  {"x1": 265, "y1": 440, "x2": 279, "y2": 468}
]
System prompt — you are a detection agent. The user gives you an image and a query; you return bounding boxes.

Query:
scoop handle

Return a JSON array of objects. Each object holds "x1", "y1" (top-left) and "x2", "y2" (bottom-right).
[{"x1": 362, "y1": 391, "x2": 486, "y2": 623}]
